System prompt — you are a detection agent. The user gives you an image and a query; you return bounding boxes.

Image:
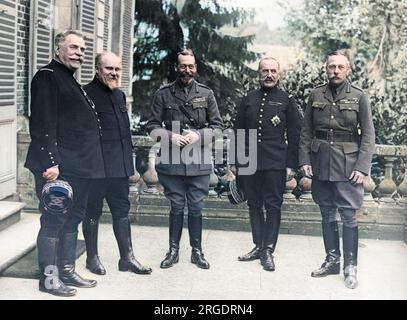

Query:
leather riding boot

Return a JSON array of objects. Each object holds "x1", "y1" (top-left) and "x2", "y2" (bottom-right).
[
  {"x1": 37, "y1": 235, "x2": 76, "y2": 297},
  {"x1": 188, "y1": 215, "x2": 210, "y2": 269},
  {"x1": 238, "y1": 246, "x2": 261, "y2": 261},
  {"x1": 113, "y1": 217, "x2": 152, "y2": 274},
  {"x1": 311, "y1": 221, "x2": 341, "y2": 277},
  {"x1": 160, "y1": 214, "x2": 183, "y2": 269},
  {"x1": 58, "y1": 232, "x2": 97, "y2": 288},
  {"x1": 82, "y1": 217, "x2": 106, "y2": 275},
  {"x1": 260, "y1": 248, "x2": 275, "y2": 271},
  {"x1": 259, "y1": 211, "x2": 280, "y2": 271},
  {"x1": 238, "y1": 207, "x2": 263, "y2": 261},
  {"x1": 343, "y1": 225, "x2": 359, "y2": 289}
]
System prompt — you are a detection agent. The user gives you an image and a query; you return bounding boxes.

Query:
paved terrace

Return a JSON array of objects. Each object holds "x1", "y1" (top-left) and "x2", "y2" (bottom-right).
[{"x1": 0, "y1": 221, "x2": 406, "y2": 300}]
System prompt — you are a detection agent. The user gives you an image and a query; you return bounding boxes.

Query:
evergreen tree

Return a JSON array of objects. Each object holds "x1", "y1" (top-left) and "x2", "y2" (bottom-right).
[{"x1": 133, "y1": 0, "x2": 257, "y2": 131}]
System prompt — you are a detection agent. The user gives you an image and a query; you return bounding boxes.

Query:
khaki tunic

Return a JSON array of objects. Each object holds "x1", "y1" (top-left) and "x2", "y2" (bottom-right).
[{"x1": 299, "y1": 80, "x2": 375, "y2": 182}]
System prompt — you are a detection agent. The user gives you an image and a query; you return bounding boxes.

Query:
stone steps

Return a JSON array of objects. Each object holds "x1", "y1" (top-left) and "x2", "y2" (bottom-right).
[
  {"x1": 0, "y1": 212, "x2": 40, "y2": 274},
  {"x1": 0, "y1": 201, "x2": 25, "y2": 232}
]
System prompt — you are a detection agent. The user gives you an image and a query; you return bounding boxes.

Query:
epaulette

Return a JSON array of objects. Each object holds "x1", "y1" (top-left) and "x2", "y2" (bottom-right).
[
  {"x1": 350, "y1": 84, "x2": 363, "y2": 92},
  {"x1": 39, "y1": 68, "x2": 54, "y2": 72},
  {"x1": 158, "y1": 82, "x2": 174, "y2": 90}
]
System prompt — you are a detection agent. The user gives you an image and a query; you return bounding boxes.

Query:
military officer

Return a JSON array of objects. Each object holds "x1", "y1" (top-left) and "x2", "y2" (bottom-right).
[
  {"x1": 234, "y1": 57, "x2": 301, "y2": 271},
  {"x1": 25, "y1": 30, "x2": 105, "y2": 297},
  {"x1": 82, "y1": 52, "x2": 152, "y2": 276},
  {"x1": 299, "y1": 51, "x2": 375, "y2": 289},
  {"x1": 146, "y1": 49, "x2": 223, "y2": 270}
]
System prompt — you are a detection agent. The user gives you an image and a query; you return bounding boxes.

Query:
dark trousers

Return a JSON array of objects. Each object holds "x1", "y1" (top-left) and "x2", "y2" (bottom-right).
[
  {"x1": 242, "y1": 169, "x2": 286, "y2": 250},
  {"x1": 86, "y1": 177, "x2": 130, "y2": 221},
  {"x1": 35, "y1": 175, "x2": 92, "y2": 237},
  {"x1": 34, "y1": 175, "x2": 92, "y2": 276}
]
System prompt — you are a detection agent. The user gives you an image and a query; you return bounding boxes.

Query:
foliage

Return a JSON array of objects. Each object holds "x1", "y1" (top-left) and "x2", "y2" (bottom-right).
[
  {"x1": 282, "y1": 0, "x2": 407, "y2": 146},
  {"x1": 133, "y1": 0, "x2": 257, "y2": 133}
]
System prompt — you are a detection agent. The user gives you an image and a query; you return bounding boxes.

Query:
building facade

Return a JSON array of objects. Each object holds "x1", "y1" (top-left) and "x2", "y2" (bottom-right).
[{"x1": 0, "y1": 0, "x2": 135, "y2": 200}]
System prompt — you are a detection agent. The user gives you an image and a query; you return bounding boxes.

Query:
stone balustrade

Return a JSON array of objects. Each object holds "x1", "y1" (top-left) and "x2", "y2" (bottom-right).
[{"x1": 16, "y1": 132, "x2": 407, "y2": 243}]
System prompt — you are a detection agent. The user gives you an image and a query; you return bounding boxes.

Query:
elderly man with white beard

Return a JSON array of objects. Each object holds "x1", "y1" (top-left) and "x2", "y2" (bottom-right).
[{"x1": 82, "y1": 52, "x2": 152, "y2": 276}]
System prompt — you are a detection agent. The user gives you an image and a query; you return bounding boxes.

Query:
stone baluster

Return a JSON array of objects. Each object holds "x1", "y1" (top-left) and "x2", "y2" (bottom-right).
[
  {"x1": 129, "y1": 152, "x2": 141, "y2": 193},
  {"x1": 397, "y1": 157, "x2": 407, "y2": 204},
  {"x1": 363, "y1": 174, "x2": 376, "y2": 202},
  {"x1": 284, "y1": 175, "x2": 297, "y2": 200},
  {"x1": 377, "y1": 156, "x2": 398, "y2": 203},
  {"x1": 208, "y1": 170, "x2": 219, "y2": 197},
  {"x1": 299, "y1": 176, "x2": 312, "y2": 200},
  {"x1": 141, "y1": 145, "x2": 160, "y2": 195}
]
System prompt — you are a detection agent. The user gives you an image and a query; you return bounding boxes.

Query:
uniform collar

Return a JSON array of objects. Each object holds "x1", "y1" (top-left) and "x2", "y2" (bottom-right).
[
  {"x1": 323, "y1": 79, "x2": 351, "y2": 102},
  {"x1": 171, "y1": 79, "x2": 200, "y2": 95},
  {"x1": 260, "y1": 85, "x2": 278, "y2": 94},
  {"x1": 50, "y1": 59, "x2": 76, "y2": 76},
  {"x1": 90, "y1": 76, "x2": 114, "y2": 93}
]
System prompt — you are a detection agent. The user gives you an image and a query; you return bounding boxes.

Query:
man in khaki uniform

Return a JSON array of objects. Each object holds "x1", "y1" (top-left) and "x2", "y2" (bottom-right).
[{"x1": 299, "y1": 51, "x2": 375, "y2": 289}]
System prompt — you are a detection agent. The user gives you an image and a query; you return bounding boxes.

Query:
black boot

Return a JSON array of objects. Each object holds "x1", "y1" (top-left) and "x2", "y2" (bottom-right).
[
  {"x1": 311, "y1": 221, "x2": 341, "y2": 277},
  {"x1": 260, "y1": 248, "x2": 275, "y2": 271},
  {"x1": 37, "y1": 235, "x2": 76, "y2": 297},
  {"x1": 59, "y1": 232, "x2": 97, "y2": 288},
  {"x1": 82, "y1": 217, "x2": 106, "y2": 275},
  {"x1": 238, "y1": 207, "x2": 263, "y2": 261},
  {"x1": 113, "y1": 217, "x2": 152, "y2": 274},
  {"x1": 160, "y1": 214, "x2": 183, "y2": 269},
  {"x1": 238, "y1": 246, "x2": 261, "y2": 261},
  {"x1": 189, "y1": 215, "x2": 210, "y2": 269},
  {"x1": 260, "y1": 211, "x2": 280, "y2": 271},
  {"x1": 343, "y1": 225, "x2": 358, "y2": 289}
]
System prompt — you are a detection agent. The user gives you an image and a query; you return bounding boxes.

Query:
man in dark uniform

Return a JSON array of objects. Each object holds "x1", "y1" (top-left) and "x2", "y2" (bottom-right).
[
  {"x1": 146, "y1": 49, "x2": 223, "y2": 270},
  {"x1": 234, "y1": 57, "x2": 301, "y2": 271},
  {"x1": 299, "y1": 51, "x2": 375, "y2": 289},
  {"x1": 25, "y1": 30, "x2": 105, "y2": 297},
  {"x1": 82, "y1": 52, "x2": 152, "y2": 276}
]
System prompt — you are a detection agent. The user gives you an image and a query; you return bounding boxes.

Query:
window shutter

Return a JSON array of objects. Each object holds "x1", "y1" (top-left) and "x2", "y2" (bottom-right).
[
  {"x1": 80, "y1": 0, "x2": 96, "y2": 84},
  {"x1": 120, "y1": 0, "x2": 134, "y2": 95},
  {"x1": 0, "y1": 0, "x2": 17, "y2": 107},
  {"x1": 103, "y1": 0, "x2": 110, "y2": 51},
  {"x1": 30, "y1": 0, "x2": 54, "y2": 73},
  {"x1": 0, "y1": 0, "x2": 17, "y2": 199}
]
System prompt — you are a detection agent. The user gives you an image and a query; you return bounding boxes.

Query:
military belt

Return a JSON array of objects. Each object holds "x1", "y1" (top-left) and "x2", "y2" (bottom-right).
[{"x1": 315, "y1": 130, "x2": 357, "y2": 142}]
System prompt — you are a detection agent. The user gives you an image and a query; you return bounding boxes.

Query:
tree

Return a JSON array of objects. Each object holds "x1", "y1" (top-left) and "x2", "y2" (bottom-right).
[
  {"x1": 282, "y1": 0, "x2": 407, "y2": 145},
  {"x1": 133, "y1": 0, "x2": 257, "y2": 132}
]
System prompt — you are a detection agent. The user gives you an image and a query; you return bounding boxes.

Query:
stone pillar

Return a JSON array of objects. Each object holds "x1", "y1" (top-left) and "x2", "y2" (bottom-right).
[{"x1": 377, "y1": 156, "x2": 398, "y2": 203}]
